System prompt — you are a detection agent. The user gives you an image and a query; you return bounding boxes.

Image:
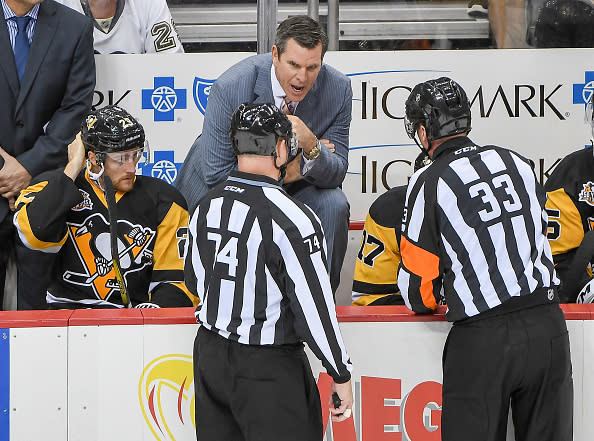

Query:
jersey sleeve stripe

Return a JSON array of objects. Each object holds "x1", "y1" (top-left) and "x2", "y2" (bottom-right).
[
  {"x1": 13, "y1": 208, "x2": 66, "y2": 253},
  {"x1": 400, "y1": 236, "x2": 439, "y2": 310}
]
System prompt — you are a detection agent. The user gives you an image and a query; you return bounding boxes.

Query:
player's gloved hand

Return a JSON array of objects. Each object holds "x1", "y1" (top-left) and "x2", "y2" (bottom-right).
[
  {"x1": 95, "y1": 256, "x2": 110, "y2": 276},
  {"x1": 135, "y1": 302, "x2": 161, "y2": 309},
  {"x1": 128, "y1": 227, "x2": 148, "y2": 246}
]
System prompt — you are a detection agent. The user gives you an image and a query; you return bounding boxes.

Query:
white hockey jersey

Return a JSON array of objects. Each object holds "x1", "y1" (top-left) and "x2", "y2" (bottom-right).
[{"x1": 57, "y1": 0, "x2": 184, "y2": 54}]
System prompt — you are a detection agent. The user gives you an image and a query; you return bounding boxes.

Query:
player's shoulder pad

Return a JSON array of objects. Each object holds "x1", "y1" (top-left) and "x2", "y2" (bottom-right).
[
  {"x1": 31, "y1": 168, "x2": 73, "y2": 187},
  {"x1": 545, "y1": 146, "x2": 594, "y2": 191},
  {"x1": 215, "y1": 53, "x2": 266, "y2": 89},
  {"x1": 277, "y1": 192, "x2": 324, "y2": 236},
  {"x1": 136, "y1": 176, "x2": 189, "y2": 210},
  {"x1": 368, "y1": 185, "x2": 407, "y2": 228}
]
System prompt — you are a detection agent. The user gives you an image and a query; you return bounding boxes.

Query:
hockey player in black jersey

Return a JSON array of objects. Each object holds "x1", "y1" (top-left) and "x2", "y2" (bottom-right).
[
  {"x1": 398, "y1": 77, "x2": 572, "y2": 441},
  {"x1": 13, "y1": 105, "x2": 197, "y2": 309},
  {"x1": 545, "y1": 94, "x2": 594, "y2": 302},
  {"x1": 351, "y1": 150, "x2": 431, "y2": 306}
]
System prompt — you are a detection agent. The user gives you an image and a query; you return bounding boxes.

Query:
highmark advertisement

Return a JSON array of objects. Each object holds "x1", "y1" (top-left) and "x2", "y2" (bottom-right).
[{"x1": 95, "y1": 49, "x2": 594, "y2": 221}]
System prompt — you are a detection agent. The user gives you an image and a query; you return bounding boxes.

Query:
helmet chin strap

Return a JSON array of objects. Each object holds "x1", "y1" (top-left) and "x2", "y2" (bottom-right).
[
  {"x1": 86, "y1": 158, "x2": 105, "y2": 191},
  {"x1": 274, "y1": 152, "x2": 288, "y2": 184},
  {"x1": 413, "y1": 135, "x2": 431, "y2": 154}
]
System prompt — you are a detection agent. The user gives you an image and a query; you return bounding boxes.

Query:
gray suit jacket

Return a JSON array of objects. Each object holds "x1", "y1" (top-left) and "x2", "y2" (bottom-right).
[
  {"x1": 0, "y1": 0, "x2": 95, "y2": 222},
  {"x1": 175, "y1": 53, "x2": 352, "y2": 212}
]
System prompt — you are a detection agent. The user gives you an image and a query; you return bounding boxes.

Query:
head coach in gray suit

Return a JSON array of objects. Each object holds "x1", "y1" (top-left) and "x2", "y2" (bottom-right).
[
  {"x1": 175, "y1": 16, "x2": 352, "y2": 294},
  {"x1": 0, "y1": 0, "x2": 95, "y2": 308}
]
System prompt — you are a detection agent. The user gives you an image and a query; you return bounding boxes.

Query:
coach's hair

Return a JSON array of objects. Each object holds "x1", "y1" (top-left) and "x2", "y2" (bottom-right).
[{"x1": 274, "y1": 15, "x2": 328, "y2": 58}]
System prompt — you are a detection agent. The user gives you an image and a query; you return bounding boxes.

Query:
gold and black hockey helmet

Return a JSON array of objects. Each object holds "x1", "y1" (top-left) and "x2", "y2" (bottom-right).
[{"x1": 81, "y1": 105, "x2": 145, "y2": 155}]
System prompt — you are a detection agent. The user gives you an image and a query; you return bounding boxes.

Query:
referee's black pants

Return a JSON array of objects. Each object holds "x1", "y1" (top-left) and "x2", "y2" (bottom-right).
[
  {"x1": 193, "y1": 326, "x2": 323, "y2": 441},
  {"x1": 441, "y1": 302, "x2": 573, "y2": 441}
]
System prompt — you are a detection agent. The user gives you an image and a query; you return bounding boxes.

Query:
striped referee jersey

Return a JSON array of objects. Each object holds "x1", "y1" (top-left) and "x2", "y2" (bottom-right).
[
  {"x1": 398, "y1": 136, "x2": 559, "y2": 322},
  {"x1": 185, "y1": 171, "x2": 352, "y2": 382}
]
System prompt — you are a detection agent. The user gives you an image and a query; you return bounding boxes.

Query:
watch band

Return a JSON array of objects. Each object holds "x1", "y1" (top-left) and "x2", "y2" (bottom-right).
[{"x1": 303, "y1": 139, "x2": 322, "y2": 160}]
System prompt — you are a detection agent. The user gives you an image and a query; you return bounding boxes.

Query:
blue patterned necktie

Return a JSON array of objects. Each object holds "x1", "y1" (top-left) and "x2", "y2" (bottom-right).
[{"x1": 12, "y1": 15, "x2": 32, "y2": 83}]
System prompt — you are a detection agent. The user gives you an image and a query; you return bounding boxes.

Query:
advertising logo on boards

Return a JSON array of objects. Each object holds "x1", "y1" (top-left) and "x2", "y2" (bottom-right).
[
  {"x1": 193, "y1": 77, "x2": 216, "y2": 115},
  {"x1": 139, "y1": 150, "x2": 183, "y2": 185},
  {"x1": 137, "y1": 353, "x2": 442, "y2": 441},
  {"x1": 317, "y1": 373, "x2": 442, "y2": 441},
  {"x1": 139, "y1": 354, "x2": 195, "y2": 441},
  {"x1": 92, "y1": 89, "x2": 132, "y2": 110},
  {"x1": 573, "y1": 71, "x2": 594, "y2": 107},
  {"x1": 348, "y1": 69, "x2": 570, "y2": 121},
  {"x1": 346, "y1": 69, "x2": 447, "y2": 122},
  {"x1": 142, "y1": 77, "x2": 187, "y2": 122}
]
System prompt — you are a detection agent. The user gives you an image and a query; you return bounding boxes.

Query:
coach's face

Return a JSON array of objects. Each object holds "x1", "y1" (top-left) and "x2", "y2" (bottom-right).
[{"x1": 272, "y1": 38, "x2": 323, "y2": 103}]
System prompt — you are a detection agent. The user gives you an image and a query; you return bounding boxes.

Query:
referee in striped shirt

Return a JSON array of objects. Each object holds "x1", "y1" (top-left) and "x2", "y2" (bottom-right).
[
  {"x1": 185, "y1": 103, "x2": 353, "y2": 441},
  {"x1": 398, "y1": 77, "x2": 572, "y2": 441}
]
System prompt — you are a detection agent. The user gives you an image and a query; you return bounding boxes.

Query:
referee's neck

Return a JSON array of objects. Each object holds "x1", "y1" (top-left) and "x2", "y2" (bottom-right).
[{"x1": 237, "y1": 155, "x2": 281, "y2": 181}]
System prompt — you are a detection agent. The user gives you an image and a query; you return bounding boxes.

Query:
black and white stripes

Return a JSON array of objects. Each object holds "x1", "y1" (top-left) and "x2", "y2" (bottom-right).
[
  {"x1": 185, "y1": 171, "x2": 351, "y2": 382},
  {"x1": 399, "y1": 137, "x2": 559, "y2": 322}
]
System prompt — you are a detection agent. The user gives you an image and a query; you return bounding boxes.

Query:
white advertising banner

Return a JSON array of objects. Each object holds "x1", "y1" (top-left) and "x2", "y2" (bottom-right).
[{"x1": 95, "y1": 49, "x2": 594, "y2": 220}]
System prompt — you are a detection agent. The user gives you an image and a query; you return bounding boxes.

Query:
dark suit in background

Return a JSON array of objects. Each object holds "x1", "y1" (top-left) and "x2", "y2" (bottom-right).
[
  {"x1": 175, "y1": 52, "x2": 352, "y2": 293},
  {"x1": 0, "y1": 0, "x2": 95, "y2": 309}
]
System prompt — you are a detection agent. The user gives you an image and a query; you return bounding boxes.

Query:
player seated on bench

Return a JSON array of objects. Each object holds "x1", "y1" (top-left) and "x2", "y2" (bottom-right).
[
  {"x1": 352, "y1": 151, "x2": 432, "y2": 306},
  {"x1": 13, "y1": 105, "x2": 197, "y2": 309}
]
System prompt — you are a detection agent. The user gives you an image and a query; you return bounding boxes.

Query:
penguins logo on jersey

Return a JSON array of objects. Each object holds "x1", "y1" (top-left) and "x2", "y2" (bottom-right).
[
  {"x1": 579, "y1": 181, "x2": 594, "y2": 206},
  {"x1": 72, "y1": 190, "x2": 93, "y2": 212},
  {"x1": 63, "y1": 213, "x2": 155, "y2": 301}
]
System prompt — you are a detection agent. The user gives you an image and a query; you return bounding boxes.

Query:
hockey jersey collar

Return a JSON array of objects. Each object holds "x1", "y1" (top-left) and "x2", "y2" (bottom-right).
[
  {"x1": 83, "y1": 168, "x2": 130, "y2": 203},
  {"x1": 431, "y1": 136, "x2": 476, "y2": 160},
  {"x1": 228, "y1": 171, "x2": 284, "y2": 189}
]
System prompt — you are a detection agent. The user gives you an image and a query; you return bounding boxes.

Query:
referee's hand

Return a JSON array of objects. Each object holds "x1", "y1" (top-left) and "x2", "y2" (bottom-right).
[{"x1": 330, "y1": 380, "x2": 353, "y2": 422}]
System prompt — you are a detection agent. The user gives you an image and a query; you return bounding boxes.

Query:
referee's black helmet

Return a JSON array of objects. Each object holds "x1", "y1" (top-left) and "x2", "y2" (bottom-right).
[
  {"x1": 404, "y1": 77, "x2": 471, "y2": 143},
  {"x1": 229, "y1": 103, "x2": 298, "y2": 159},
  {"x1": 81, "y1": 105, "x2": 145, "y2": 155}
]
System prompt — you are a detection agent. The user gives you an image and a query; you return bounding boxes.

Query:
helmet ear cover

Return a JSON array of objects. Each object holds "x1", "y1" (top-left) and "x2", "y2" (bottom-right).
[{"x1": 404, "y1": 77, "x2": 472, "y2": 144}]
